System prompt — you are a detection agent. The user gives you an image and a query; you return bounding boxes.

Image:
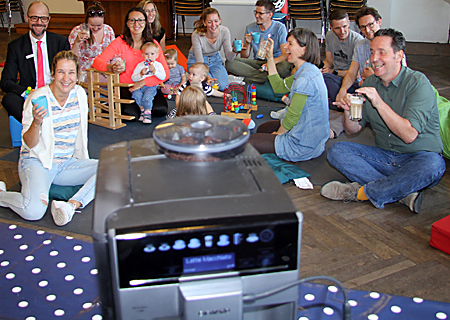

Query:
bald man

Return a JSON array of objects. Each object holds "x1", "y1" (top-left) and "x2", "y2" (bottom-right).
[{"x1": 1, "y1": 1, "x2": 70, "y2": 122}]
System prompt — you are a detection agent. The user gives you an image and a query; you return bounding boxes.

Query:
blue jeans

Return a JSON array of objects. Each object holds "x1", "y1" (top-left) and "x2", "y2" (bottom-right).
[
  {"x1": 327, "y1": 142, "x2": 446, "y2": 208},
  {"x1": 187, "y1": 51, "x2": 228, "y2": 91},
  {"x1": 131, "y1": 86, "x2": 158, "y2": 111},
  {"x1": 323, "y1": 73, "x2": 359, "y2": 103},
  {"x1": 0, "y1": 156, "x2": 98, "y2": 220}
]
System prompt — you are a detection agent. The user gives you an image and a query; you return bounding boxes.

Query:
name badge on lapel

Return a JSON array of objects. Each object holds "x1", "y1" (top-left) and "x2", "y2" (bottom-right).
[{"x1": 26, "y1": 54, "x2": 34, "y2": 59}]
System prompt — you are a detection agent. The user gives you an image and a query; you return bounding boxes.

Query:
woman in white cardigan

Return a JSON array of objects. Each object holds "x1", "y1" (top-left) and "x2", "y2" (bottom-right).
[{"x1": 0, "y1": 51, "x2": 98, "y2": 226}]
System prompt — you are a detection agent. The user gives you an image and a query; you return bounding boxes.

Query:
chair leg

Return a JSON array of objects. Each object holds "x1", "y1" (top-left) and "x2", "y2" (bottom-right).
[
  {"x1": 6, "y1": 0, "x2": 11, "y2": 35},
  {"x1": 174, "y1": 13, "x2": 178, "y2": 41},
  {"x1": 182, "y1": 15, "x2": 185, "y2": 36}
]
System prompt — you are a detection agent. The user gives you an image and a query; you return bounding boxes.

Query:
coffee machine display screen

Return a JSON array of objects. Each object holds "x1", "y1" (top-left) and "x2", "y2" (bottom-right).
[
  {"x1": 183, "y1": 253, "x2": 235, "y2": 274},
  {"x1": 114, "y1": 213, "x2": 299, "y2": 288}
]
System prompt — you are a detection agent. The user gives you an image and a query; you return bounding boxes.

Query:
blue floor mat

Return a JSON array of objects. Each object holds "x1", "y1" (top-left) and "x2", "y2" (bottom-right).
[{"x1": 1, "y1": 221, "x2": 450, "y2": 320}]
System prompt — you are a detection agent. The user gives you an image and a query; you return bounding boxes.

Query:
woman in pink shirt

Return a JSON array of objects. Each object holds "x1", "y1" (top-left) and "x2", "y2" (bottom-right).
[{"x1": 92, "y1": 7, "x2": 169, "y2": 119}]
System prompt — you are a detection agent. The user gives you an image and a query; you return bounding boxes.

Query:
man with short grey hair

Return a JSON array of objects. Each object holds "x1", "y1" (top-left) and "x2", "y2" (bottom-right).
[{"x1": 1, "y1": 1, "x2": 70, "y2": 122}]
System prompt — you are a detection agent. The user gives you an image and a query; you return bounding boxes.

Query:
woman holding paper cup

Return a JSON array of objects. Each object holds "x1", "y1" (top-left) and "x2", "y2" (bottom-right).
[
  {"x1": 187, "y1": 7, "x2": 237, "y2": 90},
  {"x1": 0, "y1": 51, "x2": 98, "y2": 227},
  {"x1": 68, "y1": 2, "x2": 115, "y2": 82},
  {"x1": 249, "y1": 28, "x2": 330, "y2": 162}
]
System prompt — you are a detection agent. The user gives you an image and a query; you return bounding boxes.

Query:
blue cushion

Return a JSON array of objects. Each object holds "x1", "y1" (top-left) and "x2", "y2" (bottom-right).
[
  {"x1": 255, "y1": 82, "x2": 285, "y2": 102},
  {"x1": 261, "y1": 153, "x2": 310, "y2": 184},
  {"x1": 49, "y1": 185, "x2": 82, "y2": 201}
]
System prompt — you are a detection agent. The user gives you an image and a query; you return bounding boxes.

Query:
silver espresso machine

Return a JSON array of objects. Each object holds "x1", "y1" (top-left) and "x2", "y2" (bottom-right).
[{"x1": 92, "y1": 116, "x2": 303, "y2": 320}]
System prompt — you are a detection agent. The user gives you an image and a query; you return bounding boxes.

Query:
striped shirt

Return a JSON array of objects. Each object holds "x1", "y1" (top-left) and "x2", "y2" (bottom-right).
[
  {"x1": 51, "y1": 90, "x2": 80, "y2": 163},
  {"x1": 177, "y1": 80, "x2": 213, "y2": 96},
  {"x1": 20, "y1": 89, "x2": 81, "y2": 162}
]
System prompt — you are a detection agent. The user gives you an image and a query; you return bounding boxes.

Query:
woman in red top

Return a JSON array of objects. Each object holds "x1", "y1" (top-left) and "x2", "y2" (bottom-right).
[{"x1": 92, "y1": 7, "x2": 169, "y2": 119}]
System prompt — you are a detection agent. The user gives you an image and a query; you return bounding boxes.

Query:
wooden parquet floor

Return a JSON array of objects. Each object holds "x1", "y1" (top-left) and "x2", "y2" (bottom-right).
[
  {"x1": 0, "y1": 31, "x2": 449, "y2": 303},
  {"x1": 287, "y1": 167, "x2": 450, "y2": 303}
]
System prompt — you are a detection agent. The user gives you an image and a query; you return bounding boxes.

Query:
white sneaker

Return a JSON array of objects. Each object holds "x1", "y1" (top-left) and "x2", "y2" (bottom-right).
[
  {"x1": 270, "y1": 106, "x2": 288, "y2": 119},
  {"x1": 228, "y1": 75, "x2": 245, "y2": 85},
  {"x1": 0, "y1": 181, "x2": 6, "y2": 192},
  {"x1": 51, "y1": 201, "x2": 76, "y2": 226}
]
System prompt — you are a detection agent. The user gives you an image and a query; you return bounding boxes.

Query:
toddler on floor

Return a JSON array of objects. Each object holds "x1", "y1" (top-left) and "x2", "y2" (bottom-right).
[
  {"x1": 167, "y1": 86, "x2": 215, "y2": 119},
  {"x1": 160, "y1": 48, "x2": 186, "y2": 98},
  {"x1": 175, "y1": 62, "x2": 229, "y2": 106},
  {"x1": 130, "y1": 42, "x2": 166, "y2": 124}
]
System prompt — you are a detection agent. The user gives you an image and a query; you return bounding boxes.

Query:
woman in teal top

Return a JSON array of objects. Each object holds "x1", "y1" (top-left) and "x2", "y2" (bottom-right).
[{"x1": 249, "y1": 28, "x2": 330, "y2": 162}]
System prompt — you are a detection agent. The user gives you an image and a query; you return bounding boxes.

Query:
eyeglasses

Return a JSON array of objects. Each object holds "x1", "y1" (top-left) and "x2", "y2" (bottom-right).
[
  {"x1": 253, "y1": 10, "x2": 270, "y2": 16},
  {"x1": 360, "y1": 21, "x2": 376, "y2": 31},
  {"x1": 28, "y1": 15, "x2": 49, "y2": 23},
  {"x1": 87, "y1": 9, "x2": 105, "y2": 17},
  {"x1": 128, "y1": 18, "x2": 146, "y2": 24}
]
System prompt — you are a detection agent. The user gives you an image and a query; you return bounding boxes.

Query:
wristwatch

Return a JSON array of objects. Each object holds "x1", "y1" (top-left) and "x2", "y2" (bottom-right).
[{"x1": 332, "y1": 69, "x2": 338, "y2": 76}]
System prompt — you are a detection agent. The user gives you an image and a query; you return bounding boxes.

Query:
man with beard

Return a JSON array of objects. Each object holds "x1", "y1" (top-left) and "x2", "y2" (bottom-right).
[
  {"x1": 1, "y1": 1, "x2": 70, "y2": 122},
  {"x1": 335, "y1": 7, "x2": 383, "y2": 104}
]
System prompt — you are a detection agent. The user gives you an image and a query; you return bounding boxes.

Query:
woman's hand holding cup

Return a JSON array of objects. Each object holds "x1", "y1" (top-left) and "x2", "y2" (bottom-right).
[
  {"x1": 109, "y1": 54, "x2": 126, "y2": 74},
  {"x1": 265, "y1": 38, "x2": 275, "y2": 60},
  {"x1": 32, "y1": 101, "x2": 47, "y2": 125},
  {"x1": 77, "y1": 23, "x2": 90, "y2": 42}
]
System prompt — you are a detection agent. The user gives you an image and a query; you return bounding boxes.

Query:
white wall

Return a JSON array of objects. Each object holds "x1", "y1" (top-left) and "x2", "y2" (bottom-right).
[
  {"x1": 210, "y1": 0, "x2": 450, "y2": 43},
  {"x1": 6, "y1": 0, "x2": 450, "y2": 43},
  {"x1": 368, "y1": 0, "x2": 450, "y2": 43},
  {"x1": 6, "y1": 0, "x2": 84, "y2": 25}
]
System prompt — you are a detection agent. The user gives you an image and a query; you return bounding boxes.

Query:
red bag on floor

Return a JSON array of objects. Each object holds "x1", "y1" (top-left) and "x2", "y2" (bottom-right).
[{"x1": 430, "y1": 215, "x2": 450, "y2": 255}]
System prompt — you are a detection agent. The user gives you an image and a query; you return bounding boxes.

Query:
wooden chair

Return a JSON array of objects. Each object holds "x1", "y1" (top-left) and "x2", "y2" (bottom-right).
[
  {"x1": 84, "y1": 68, "x2": 135, "y2": 130},
  {"x1": 173, "y1": 0, "x2": 205, "y2": 40}
]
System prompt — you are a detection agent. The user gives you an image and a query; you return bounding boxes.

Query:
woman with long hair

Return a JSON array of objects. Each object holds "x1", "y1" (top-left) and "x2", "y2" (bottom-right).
[
  {"x1": 187, "y1": 7, "x2": 236, "y2": 91},
  {"x1": 92, "y1": 7, "x2": 170, "y2": 118},
  {"x1": 68, "y1": 2, "x2": 115, "y2": 82},
  {"x1": 137, "y1": 0, "x2": 166, "y2": 52}
]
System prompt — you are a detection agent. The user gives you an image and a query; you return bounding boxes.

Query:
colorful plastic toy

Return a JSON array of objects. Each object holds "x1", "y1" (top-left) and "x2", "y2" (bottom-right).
[
  {"x1": 221, "y1": 83, "x2": 258, "y2": 119},
  {"x1": 23, "y1": 86, "x2": 34, "y2": 100},
  {"x1": 211, "y1": 79, "x2": 220, "y2": 90}
]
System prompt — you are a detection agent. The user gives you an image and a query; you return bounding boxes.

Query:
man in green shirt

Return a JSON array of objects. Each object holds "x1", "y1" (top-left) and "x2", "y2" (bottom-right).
[{"x1": 320, "y1": 29, "x2": 446, "y2": 213}]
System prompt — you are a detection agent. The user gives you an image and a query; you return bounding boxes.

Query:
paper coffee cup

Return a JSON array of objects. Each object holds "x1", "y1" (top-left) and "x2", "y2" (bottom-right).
[
  {"x1": 234, "y1": 39, "x2": 242, "y2": 52},
  {"x1": 252, "y1": 32, "x2": 260, "y2": 44},
  {"x1": 31, "y1": 95, "x2": 49, "y2": 118}
]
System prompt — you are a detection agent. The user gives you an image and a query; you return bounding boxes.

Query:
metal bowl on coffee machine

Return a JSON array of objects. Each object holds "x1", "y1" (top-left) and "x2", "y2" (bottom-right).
[{"x1": 153, "y1": 115, "x2": 249, "y2": 161}]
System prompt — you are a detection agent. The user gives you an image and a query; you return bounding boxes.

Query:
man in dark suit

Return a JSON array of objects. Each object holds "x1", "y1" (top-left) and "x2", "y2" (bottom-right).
[{"x1": 1, "y1": 1, "x2": 70, "y2": 122}]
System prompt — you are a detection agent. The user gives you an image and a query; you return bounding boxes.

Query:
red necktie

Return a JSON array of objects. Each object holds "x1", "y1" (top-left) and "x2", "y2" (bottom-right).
[{"x1": 37, "y1": 41, "x2": 45, "y2": 88}]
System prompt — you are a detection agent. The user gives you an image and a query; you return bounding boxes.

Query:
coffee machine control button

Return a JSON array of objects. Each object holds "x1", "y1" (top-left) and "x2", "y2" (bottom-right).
[
  {"x1": 259, "y1": 229, "x2": 274, "y2": 242},
  {"x1": 217, "y1": 234, "x2": 230, "y2": 247},
  {"x1": 173, "y1": 239, "x2": 186, "y2": 250},
  {"x1": 143, "y1": 244, "x2": 156, "y2": 253},
  {"x1": 188, "y1": 238, "x2": 201, "y2": 249},
  {"x1": 158, "y1": 243, "x2": 171, "y2": 251},
  {"x1": 246, "y1": 233, "x2": 259, "y2": 243}
]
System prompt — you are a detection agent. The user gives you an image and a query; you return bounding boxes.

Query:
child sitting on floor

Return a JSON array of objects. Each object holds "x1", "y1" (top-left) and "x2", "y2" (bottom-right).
[
  {"x1": 130, "y1": 42, "x2": 166, "y2": 124},
  {"x1": 167, "y1": 85, "x2": 215, "y2": 119},
  {"x1": 175, "y1": 62, "x2": 229, "y2": 106},
  {"x1": 160, "y1": 48, "x2": 186, "y2": 98}
]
